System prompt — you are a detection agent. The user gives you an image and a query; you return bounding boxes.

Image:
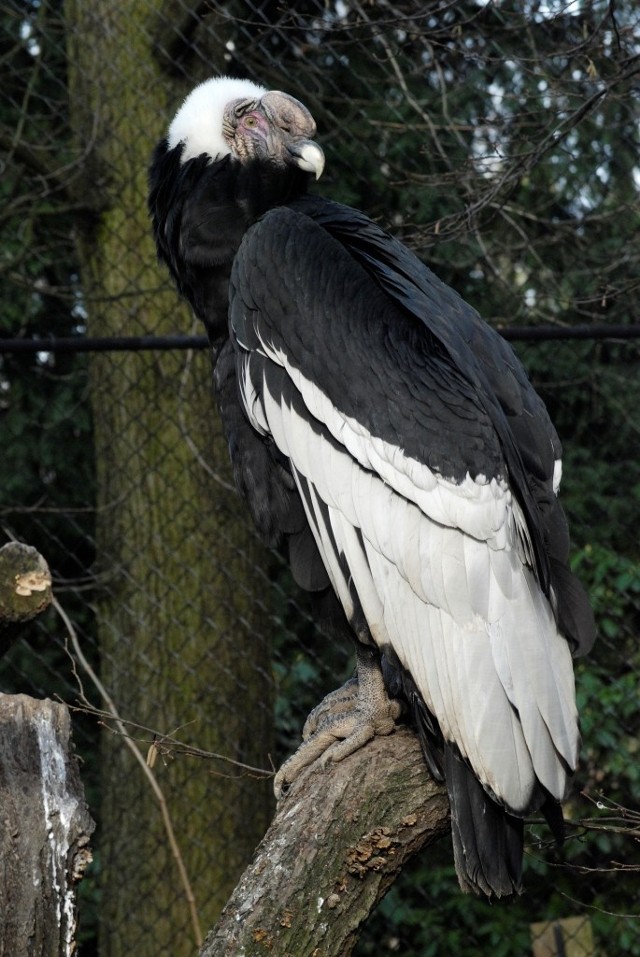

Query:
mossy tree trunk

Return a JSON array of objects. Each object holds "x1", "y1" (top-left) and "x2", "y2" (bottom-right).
[{"x1": 64, "y1": 4, "x2": 274, "y2": 955}]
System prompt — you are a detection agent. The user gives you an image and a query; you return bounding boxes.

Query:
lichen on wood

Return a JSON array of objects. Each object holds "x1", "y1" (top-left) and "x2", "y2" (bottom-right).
[{"x1": 200, "y1": 727, "x2": 449, "y2": 957}]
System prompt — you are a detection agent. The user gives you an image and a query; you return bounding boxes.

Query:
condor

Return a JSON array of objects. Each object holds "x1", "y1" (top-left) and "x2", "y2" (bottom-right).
[{"x1": 148, "y1": 76, "x2": 595, "y2": 898}]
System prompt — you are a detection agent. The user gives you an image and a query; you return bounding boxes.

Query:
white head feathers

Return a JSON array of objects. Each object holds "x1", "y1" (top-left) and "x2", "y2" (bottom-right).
[{"x1": 167, "y1": 76, "x2": 267, "y2": 163}]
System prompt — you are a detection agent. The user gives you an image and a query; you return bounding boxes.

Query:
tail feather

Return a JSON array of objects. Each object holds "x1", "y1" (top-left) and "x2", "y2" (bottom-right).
[
  {"x1": 549, "y1": 557, "x2": 597, "y2": 657},
  {"x1": 382, "y1": 651, "x2": 566, "y2": 898},
  {"x1": 541, "y1": 794, "x2": 565, "y2": 845},
  {"x1": 445, "y1": 744, "x2": 523, "y2": 898}
]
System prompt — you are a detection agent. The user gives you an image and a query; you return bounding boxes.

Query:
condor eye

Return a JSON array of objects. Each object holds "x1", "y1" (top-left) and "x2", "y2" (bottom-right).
[{"x1": 244, "y1": 115, "x2": 258, "y2": 128}]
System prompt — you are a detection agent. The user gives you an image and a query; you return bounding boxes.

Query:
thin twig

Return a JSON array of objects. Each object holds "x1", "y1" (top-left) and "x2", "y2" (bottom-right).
[{"x1": 66, "y1": 699, "x2": 273, "y2": 779}]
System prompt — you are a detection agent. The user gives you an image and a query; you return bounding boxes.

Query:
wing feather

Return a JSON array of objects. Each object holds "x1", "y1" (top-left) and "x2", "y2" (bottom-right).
[
  {"x1": 247, "y1": 357, "x2": 577, "y2": 810},
  {"x1": 231, "y1": 204, "x2": 582, "y2": 816}
]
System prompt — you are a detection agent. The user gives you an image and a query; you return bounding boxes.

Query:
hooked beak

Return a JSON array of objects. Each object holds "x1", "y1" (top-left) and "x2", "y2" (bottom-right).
[
  {"x1": 258, "y1": 90, "x2": 325, "y2": 180},
  {"x1": 287, "y1": 140, "x2": 325, "y2": 180}
]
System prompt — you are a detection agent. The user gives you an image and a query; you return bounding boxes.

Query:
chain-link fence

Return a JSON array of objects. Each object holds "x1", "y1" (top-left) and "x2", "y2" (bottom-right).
[{"x1": 2, "y1": 1, "x2": 640, "y2": 955}]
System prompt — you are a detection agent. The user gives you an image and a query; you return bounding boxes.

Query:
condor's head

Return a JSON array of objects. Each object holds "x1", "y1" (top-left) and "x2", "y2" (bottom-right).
[{"x1": 167, "y1": 76, "x2": 325, "y2": 180}]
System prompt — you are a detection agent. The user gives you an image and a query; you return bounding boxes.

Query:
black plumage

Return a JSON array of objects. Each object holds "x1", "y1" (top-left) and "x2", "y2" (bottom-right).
[{"x1": 149, "y1": 77, "x2": 595, "y2": 898}]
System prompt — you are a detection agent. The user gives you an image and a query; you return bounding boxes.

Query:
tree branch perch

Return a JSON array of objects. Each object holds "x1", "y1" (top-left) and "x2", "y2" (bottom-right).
[{"x1": 201, "y1": 727, "x2": 449, "y2": 957}]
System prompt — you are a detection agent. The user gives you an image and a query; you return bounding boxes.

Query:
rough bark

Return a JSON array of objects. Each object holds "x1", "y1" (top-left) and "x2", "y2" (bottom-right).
[
  {"x1": 0, "y1": 694, "x2": 94, "y2": 957},
  {"x1": 0, "y1": 542, "x2": 52, "y2": 658},
  {"x1": 201, "y1": 728, "x2": 450, "y2": 957}
]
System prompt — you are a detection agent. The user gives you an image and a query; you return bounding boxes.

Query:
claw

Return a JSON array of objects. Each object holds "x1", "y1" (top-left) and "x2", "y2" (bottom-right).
[{"x1": 274, "y1": 648, "x2": 402, "y2": 800}]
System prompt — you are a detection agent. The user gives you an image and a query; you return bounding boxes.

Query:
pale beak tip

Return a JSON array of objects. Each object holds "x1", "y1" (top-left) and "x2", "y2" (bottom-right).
[{"x1": 291, "y1": 141, "x2": 325, "y2": 180}]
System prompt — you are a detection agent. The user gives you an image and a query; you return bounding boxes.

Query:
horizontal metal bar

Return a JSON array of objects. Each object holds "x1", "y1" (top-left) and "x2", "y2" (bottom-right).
[{"x1": 0, "y1": 335, "x2": 210, "y2": 354}]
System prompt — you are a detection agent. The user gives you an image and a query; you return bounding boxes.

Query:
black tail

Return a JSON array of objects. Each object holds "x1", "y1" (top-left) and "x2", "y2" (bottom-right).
[
  {"x1": 445, "y1": 744, "x2": 524, "y2": 898},
  {"x1": 382, "y1": 653, "x2": 550, "y2": 898}
]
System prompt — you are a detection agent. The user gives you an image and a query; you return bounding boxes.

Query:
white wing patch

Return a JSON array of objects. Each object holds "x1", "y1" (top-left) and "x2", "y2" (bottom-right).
[
  {"x1": 553, "y1": 457, "x2": 563, "y2": 495},
  {"x1": 239, "y1": 355, "x2": 269, "y2": 435},
  {"x1": 239, "y1": 347, "x2": 578, "y2": 812},
  {"x1": 251, "y1": 332, "x2": 533, "y2": 557}
]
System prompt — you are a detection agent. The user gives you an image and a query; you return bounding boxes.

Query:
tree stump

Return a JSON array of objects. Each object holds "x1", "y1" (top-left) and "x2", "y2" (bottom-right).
[
  {"x1": 0, "y1": 694, "x2": 94, "y2": 957},
  {"x1": 201, "y1": 727, "x2": 449, "y2": 957},
  {"x1": 0, "y1": 542, "x2": 94, "y2": 956}
]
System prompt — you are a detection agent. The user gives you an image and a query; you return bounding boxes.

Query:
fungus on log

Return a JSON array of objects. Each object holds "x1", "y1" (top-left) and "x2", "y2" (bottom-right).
[{"x1": 0, "y1": 540, "x2": 53, "y2": 658}]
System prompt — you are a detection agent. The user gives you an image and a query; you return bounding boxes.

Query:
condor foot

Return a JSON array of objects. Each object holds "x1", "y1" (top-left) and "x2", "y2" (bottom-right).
[
  {"x1": 302, "y1": 676, "x2": 359, "y2": 740},
  {"x1": 274, "y1": 649, "x2": 402, "y2": 800}
]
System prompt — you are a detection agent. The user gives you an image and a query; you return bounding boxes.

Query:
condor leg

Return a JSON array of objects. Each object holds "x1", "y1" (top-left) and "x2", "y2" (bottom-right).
[{"x1": 274, "y1": 645, "x2": 402, "y2": 800}]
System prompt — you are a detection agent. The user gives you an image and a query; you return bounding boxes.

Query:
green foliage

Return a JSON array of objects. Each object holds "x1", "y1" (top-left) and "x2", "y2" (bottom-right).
[{"x1": 513, "y1": 337, "x2": 640, "y2": 559}]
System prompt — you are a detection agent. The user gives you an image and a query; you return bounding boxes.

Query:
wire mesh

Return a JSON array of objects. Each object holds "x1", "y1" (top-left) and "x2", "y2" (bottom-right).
[{"x1": 1, "y1": 1, "x2": 639, "y2": 955}]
